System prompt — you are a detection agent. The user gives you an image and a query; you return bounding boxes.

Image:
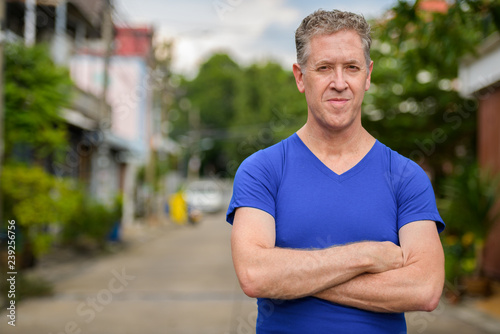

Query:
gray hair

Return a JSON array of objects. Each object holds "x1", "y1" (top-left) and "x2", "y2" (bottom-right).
[{"x1": 295, "y1": 9, "x2": 372, "y2": 70}]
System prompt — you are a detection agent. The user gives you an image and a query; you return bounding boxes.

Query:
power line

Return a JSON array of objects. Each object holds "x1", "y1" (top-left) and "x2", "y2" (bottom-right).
[{"x1": 112, "y1": 0, "x2": 132, "y2": 28}]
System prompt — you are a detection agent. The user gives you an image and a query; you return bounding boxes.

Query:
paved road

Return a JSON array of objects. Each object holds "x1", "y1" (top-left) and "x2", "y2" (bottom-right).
[
  {"x1": 1, "y1": 212, "x2": 256, "y2": 334},
  {"x1": 1, "y1": 211, "x2": 499, "y2": 333}
]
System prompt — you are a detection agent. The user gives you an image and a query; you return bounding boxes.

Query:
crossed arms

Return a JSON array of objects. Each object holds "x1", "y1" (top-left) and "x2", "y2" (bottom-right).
[{"x1": 231, "y1": 207, "x2": 445, "y2": 313}]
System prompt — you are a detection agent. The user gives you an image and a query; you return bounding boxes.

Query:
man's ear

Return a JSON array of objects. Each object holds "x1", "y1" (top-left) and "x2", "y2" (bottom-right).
[
  {"x1": 293, "y1": 63, "x2": 306, "y2": 93},
  {"x1": 365, "y1": 60, "x2": 374, "y2": 91}
]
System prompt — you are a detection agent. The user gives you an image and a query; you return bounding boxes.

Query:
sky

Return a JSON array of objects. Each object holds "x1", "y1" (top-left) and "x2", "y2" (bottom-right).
[{"x1": 115, "y1": 0, "x2": 398, "y2": 77}]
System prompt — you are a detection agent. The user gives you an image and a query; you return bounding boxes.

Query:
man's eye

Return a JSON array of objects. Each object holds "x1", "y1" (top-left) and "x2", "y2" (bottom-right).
[
  {"x1": 317, "y1": 66, "x2": 329, "y2": 71},
  {"x1": 347, "y1": 65, "x2": 359, "y2": 70}
]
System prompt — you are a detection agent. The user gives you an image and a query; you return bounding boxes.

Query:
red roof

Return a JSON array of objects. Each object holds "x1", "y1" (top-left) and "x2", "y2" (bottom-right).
[
  {"x1": 419, "y1": 0, "x2": 449, "y2": 14},
  {"x1": 114, "y1": 26, "x2": 154, "y2": 57}
]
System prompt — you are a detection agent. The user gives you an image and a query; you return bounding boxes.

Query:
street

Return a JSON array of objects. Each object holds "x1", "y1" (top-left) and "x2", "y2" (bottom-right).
[
  {"x1": 1, "y1": 211, "x2": 499, "y2": 333},
  {"x1": 0, "y1": 212, "x2": 256, "y2": 334}
]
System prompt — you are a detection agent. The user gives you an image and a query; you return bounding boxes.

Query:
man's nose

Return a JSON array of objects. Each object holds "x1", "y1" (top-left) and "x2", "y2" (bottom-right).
[{"x1": 329, "y1": 68, "x2": 348, "y2": 91}]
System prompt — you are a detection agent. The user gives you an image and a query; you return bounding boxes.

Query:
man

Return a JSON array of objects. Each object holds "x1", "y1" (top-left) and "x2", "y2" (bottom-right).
[{"x1": 226, "y1": 9, "x2": 445, "y2": 333}]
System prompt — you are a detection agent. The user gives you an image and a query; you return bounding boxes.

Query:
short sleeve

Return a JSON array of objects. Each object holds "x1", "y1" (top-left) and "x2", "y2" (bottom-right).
[
  {"x1": 393, "y1": 159, "x2": 445, "y2": 233},
  {"x1": 226, "y1": 149, "x2": 281, "y2": 224}
]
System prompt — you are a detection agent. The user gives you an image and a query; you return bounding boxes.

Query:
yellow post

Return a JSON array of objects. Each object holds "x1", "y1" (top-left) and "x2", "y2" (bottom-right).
[{"x1": 169, "y1": 192, "x2": 188, "y2": 225}]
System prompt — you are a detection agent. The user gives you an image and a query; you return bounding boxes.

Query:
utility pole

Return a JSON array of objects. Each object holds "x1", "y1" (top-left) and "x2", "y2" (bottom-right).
[
  {"x1": 187, "y1": 107, "x2": 201, "y2": 182},
  {"x1": 95, "y1": 0, "x2": 113, "y2": 205},
  {"x1": 24, "y1": 0, "x2": 36, "y2": 47},
  {"x1": 158, "y1": 41, "x2": 174, "y2": 220},
  {"x1": 100, "y1": 0, "x2": 113, "y2": 125},
  {"x1": 53, "y1": 0, "x2": 67, "y2": 65},
  {"x1": 147, "y1": 40, "x2": 173, "y2": 221},
  {"x1": 0, "y1": 0, "x2": 5, "y2": 224}
]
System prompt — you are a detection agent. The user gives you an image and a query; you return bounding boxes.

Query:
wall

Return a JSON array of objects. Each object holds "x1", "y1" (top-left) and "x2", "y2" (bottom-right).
[
  {"x1": 70, "y1": 55, "x2": 151, "y2": 161},
  {"x1": 478, "y1": 86, "x2": 500, "y2": 279}
]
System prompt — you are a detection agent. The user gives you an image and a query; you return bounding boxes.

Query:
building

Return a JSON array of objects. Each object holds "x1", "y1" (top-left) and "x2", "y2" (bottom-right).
[
  {"x1": 70, "y1": 25, "x2": 155, "y2": 161},
  {"x1": 70, "y1": 24, "x2": 166, "y2": 224},
  {"x1": 5, "y1": 0, "x2": 103, "y2": 53},
  {"x1": 5, "y1": 1, "x2": 112, "y2": 180},
  {"x1": 4, "y1": 0, "x2": 137, "y2": 221},
  {"x1": 459, "y1": 32, "x2": 500, "y2": 279}
]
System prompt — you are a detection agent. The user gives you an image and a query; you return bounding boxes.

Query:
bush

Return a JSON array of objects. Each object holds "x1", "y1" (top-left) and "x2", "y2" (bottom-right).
[
  {"x1": 62, "y1": 195, "x2": 122, "y2": 251},
  {"x1": 0, "y1": 272, "x2": 53, "y2": 307},
  {"x1": 439, "y1": 163, "x2": 500, "y2": 284},
  {"x1": 1, "y1": 164, "x2": 82, "y2": 256},
  {"x1": 440, "y1": 163, "x2": 500, "y2": 240}
]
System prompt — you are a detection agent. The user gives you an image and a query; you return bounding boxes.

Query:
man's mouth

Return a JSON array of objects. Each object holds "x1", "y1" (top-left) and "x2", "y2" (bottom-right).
[{"x1": 327, "y1": 98, "x2": 349, "y2": 106}]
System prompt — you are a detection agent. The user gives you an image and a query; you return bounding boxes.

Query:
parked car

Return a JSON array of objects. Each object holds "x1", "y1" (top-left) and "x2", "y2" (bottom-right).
[{"x1": 185, "y1": 180, "x2": 225, "y2": 213}]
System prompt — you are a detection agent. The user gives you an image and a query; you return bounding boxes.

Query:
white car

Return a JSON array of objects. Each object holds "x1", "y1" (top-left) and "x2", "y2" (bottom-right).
[{"x1": 185, "y1": 180, "x2": 225, "y2": 213}]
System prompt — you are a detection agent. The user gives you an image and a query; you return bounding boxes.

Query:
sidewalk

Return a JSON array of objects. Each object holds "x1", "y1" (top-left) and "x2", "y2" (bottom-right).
[
  {"x1": 19, "y1": 216, "x2": 181, "y2": 285},
  {"x1": 476, "y1": 282, "x2": 500, "y2": 319},
  {"x1": 405, "y1": 295, "x2": 500, "y2": 333}
]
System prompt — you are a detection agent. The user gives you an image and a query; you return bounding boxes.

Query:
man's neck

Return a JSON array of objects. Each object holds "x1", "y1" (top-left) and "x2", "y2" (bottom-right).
[{"x1": 296, "y1": 122, "x2": 375, "y2": 174}]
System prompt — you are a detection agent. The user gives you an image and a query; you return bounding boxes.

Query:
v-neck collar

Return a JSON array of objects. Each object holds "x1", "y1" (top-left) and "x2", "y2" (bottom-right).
[{"x1": 292, "y1": 133, "x2": 378, "y2": 183}]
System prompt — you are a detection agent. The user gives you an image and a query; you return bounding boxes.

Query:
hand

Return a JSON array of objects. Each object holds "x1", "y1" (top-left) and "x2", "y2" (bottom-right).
[{"x1": 362, "y1": 241, "x2": 404, "y2": 274}]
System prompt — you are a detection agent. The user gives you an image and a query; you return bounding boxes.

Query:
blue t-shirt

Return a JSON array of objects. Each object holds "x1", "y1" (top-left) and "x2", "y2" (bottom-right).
[{"x1": 226, "y1": 133, "x2": 444, "y2": 334}]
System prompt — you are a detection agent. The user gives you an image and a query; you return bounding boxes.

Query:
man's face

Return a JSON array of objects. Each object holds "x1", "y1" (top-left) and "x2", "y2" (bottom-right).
[{"x1": 293, "y1": 30, "x2": 373, "y2": 134}]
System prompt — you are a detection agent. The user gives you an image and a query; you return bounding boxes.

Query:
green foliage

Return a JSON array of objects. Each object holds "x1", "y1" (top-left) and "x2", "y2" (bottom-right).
[
  {"x1": 232, "y1": 62, "x2": 304, "y2": 128},
  {"x1": 229, "y1": 62, "x2": 306, "y2": 163},
  {"x1": 4, "y1": 43, "x2": 73, "y2": 160},
  {"x1": 459, "y1": 0, "x2": 500, "y2": 34},
  {"x1": 170, "y1": 54, "x2": 305, "y2": 175},
  {"x1": 170, "y1": 54, "x2": 241, "y2": 174},
  {"x1": 369, "y1": 0, "x2": 500, "y2": 282},
  {"x1": 168, "y1": 1, "x2": 500, "y2": 180},
  {"x1": 1, "y1": 176, "x2": 123, "y2": 254},
  {"x1": 442, "y1": 233, "x2": 477, "y2": 282},
  {"x1": 439, "y1": 163, "x2": 500, "y2": 239},
  {"x1": 178, "y1": 53, "x2": 242, "y2": 131},
  {"x1": 439, "y1": 163, "x2": 500, "y2": 278},
  {"x1": 363, "y1": 0, "x2": 493, "y2": 184},
  {"x1": 1, "y1": 165, "x2": 83, "y2": 255},
  {"x1": 0, "y1": 272, "x2": 53, "y2": 306},
  {"x1": 62, "y1": 195, "x2": 122, "y2": 250}
]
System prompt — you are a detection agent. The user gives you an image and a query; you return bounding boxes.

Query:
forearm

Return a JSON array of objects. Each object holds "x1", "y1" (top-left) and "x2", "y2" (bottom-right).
[
  {"x1": 236, "y1": 242, "x2": 380, "y2": 300},
  {"x1": 314, "y1": 222, "x2": 445, "y2": 313},
  {"x1": 315, "y1": 267, "x2": 441, "y2": 312}
]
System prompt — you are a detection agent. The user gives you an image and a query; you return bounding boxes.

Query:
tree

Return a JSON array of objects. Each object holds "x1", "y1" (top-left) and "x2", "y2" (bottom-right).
[
  {"x1": 169, "y1": 54, "x2": 242, "y2": 176},
  {"x1": 1, "y1": 43, "x2": 77, "y2": 258},
  {"x1": 170, "y1": 54, "x2": 306, "y2": 177},
  {"x1": 4, "y1": 43, "x2": 73, "y2": 161},
  {"x1": 363, "y1": 0, "x2": 496, "y2": 184},
  {"x1": 228, "y1": 61, "x2": 305, "y2": 167}
]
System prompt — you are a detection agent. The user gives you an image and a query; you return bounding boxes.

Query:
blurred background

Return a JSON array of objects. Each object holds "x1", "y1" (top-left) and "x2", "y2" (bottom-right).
[{"x1": 0, "y1": 0, "x2": 500, "y2": 333}]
